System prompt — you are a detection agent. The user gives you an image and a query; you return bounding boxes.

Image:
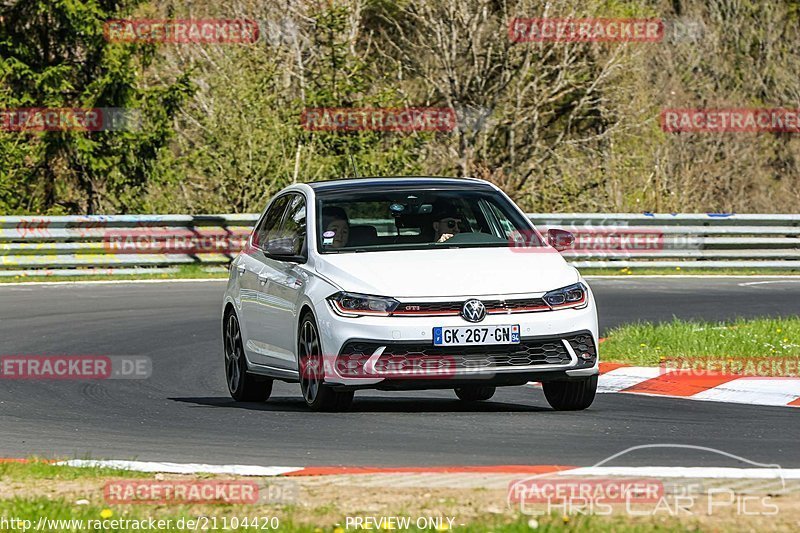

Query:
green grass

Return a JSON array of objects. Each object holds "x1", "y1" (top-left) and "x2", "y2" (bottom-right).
[
  {"x1": 0, "y1": 264, "x2": 228, "y2": 283},
  {"x1": 452, "y1": 515, "x2": 693, "y2": 532},
  {"x1": 0, "y1": 497, "x2": 697, "y2": 532},
  {"x1": 0, "y1": 463, "x2": 771, "y2": 532},
  {"x1": 601, "y1": 317, "x2": 800, "y2": 366},
  {"x1": 0, "y1": 460, "x2": 148, "y2": 481}
]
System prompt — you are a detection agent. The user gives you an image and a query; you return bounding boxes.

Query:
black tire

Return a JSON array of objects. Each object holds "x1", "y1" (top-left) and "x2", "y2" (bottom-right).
[
  {"x1": 298, "y1": 313, "x2": 354, "y2": 412},
  {"x1": 542, "y1": 375, "x2": 597, "y2": 411},
  {"x1": 454, "y1": 385, "x2": 496, "y2": 401},
  {"x1": 224, "y1": 312, "x2": 272, "y2": 402}
]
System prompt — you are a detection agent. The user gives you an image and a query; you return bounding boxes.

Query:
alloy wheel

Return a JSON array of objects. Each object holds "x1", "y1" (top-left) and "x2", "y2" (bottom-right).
[
  {"x1": 299, "y1": 319, "x2": 323, "y2": 404},
  {"x1": 225, "y1": 313, "x2": 243, "y2": 394}
]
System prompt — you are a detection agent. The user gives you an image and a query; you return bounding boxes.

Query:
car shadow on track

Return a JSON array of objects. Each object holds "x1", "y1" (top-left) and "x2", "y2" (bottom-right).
[{"x1": 169, "y1": 396, "x2": 550, "y2": 413}]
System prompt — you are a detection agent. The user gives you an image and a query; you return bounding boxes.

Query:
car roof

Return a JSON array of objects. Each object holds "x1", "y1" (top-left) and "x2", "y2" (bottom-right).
[{"x1": 306, "y1": 176, "x2": 495, "y2": 192}]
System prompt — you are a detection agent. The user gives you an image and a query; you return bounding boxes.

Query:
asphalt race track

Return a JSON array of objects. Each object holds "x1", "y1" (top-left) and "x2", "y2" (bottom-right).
[{"x1": 0, "y1": 277, "x2": 798, "y2": 468}]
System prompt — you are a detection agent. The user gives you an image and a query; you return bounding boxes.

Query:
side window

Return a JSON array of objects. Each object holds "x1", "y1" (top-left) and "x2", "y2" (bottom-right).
[
  {"x1": 276, "y1": 194, "x2": 306, "y2": 255},
  {"x1": 252, "y1": 195, "x2": 290, "y2": 248},
  {"x1": 483, "y1": 201, "x2": 518, "y2": 238}
]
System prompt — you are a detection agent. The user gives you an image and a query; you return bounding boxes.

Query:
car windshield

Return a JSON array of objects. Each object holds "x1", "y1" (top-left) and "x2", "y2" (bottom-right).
[{"x1": 316, "y1": 186, "x2": 542, "y2": 253}]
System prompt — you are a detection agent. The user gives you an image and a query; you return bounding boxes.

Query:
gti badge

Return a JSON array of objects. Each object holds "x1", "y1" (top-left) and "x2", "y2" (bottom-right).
[{"x1": 461, "y1": 299, "x2": 486, "y2": 322}]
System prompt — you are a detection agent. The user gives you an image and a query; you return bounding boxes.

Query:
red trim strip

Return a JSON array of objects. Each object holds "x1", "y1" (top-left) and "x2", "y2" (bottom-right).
[
  {"x1": 283, "y1": 464, "x2": 575, "y2": 476},
  {"x1": 391, "y1": 310, "x2": 459, "y2": 316},
  {"x1": 490, "y1": 306, "x2": 550, "y2": 313},
  {"x1": 549, "y1": 296, "x2": 586, "y2": 309},
  {"x1": 788, "y1": 397, "x2": 800, "y2": 407},
  {"x1": 391, "y1": 307, "x2": 550, "y2": 316}
]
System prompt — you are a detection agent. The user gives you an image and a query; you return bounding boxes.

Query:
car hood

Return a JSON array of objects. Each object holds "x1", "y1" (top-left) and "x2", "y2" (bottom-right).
[{"x1": 315, "y1": 247, "x2": 579, "y2": 298}]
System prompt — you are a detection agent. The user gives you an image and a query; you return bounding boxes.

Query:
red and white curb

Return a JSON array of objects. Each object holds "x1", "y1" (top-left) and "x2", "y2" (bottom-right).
[
  {"x1": 31, "y1": 460, "x2": 800, "y2": 482},
  {"x1": 52, "y1": 461, "x2": 572, "y2": 477},
  {"x1": 591, "y1": 363, "x2": 800, "y2": 408}
]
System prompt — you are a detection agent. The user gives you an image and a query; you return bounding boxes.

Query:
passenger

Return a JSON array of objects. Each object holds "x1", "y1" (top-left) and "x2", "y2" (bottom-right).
[{"x1": 321, "y1": 206, "x2": 350, "y2": 248}]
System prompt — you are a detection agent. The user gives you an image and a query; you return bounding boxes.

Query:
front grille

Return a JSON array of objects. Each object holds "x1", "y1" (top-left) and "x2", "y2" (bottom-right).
[
  {"x1": 376, "y1": 338, "x2": 571, "y2": 371},
  {"x1": 489, "y1": 297, "x2": 549, "y2": 312},
  {"x1": 336, "y1": 334, "x2": 594, "y2": 377},
  {"x1": 392, "y1": 297, "x2": 549, "y2": 316},
  {"x1": 394, "y1": 302, "x2": 462, "y2": 314}
]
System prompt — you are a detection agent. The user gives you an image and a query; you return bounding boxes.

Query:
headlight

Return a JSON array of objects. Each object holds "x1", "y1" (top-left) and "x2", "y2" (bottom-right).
[
  {"x1": 543, "y1": 282, "x2": 588, "y2": 309},
  {"x1": 328, "y1": 292, "x2": 400, "y2": 317}
]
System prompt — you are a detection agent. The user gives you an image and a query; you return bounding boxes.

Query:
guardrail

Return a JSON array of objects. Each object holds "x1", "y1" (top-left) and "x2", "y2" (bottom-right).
[
  {"x1": 528, "y1": 213, "x2": 800, "y2": 269},
  {"x1": 0, "y1": 213, "x2": 797, "y2": 276}
]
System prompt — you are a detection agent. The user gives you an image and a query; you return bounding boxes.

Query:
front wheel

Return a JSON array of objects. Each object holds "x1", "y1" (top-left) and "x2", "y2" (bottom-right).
[
  {"x1": 224, "y1": 312, "x2": 272, "y2": 402},
  {"x1": 298, "y1": 314, "x2": 354, "y2": 412},
  {"x1": 542, "y1": 375, "x2": 597, "y2": 411}
]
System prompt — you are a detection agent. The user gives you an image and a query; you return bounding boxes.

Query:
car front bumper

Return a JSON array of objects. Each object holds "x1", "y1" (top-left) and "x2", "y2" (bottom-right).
[{"x1": 314, "y1": 292, "x2": 599, "y2": 388}]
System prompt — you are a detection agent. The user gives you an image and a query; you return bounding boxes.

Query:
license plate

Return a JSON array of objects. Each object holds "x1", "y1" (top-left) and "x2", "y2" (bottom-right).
[{"x1": 433, "y1": 325, "x2": 520, "y2": 346}]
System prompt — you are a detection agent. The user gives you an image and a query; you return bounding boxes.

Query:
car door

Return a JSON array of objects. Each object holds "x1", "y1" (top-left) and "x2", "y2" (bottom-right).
[
  {"x1": 255, "y1": 193, "x2": 308, "y2": 370},
  {"x1": 240, "y1": 194, "x2": 290, "y2": 366}
]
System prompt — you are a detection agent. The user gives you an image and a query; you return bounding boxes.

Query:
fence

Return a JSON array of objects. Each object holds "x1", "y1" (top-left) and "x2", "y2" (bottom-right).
[{"x1": 0, "y1": 213, "x2": 797, "y2": 276}]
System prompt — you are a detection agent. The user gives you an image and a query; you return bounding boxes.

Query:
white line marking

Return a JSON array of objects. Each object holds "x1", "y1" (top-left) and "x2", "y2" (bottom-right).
[
  {"x1": 56, "y1": 459, "x2": 304, "y2": 476},
  {"x1": 557, "y1": 466, "x2": 800, "y2": 479},
  {"x1": 738, "y1": 280, "x2": 800, "y2": 286}
]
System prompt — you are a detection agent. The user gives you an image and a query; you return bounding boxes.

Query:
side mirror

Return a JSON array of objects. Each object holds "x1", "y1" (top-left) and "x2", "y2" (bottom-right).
[
  {"x1": 547, "y1": 228, "x2": 574, "y2": 251},
  {"x1": 265, "y1": 238, "x2": 296, "y2": 256},
  {"x1": 265, "y1": 237, "x2": 307, "y2": 263}
]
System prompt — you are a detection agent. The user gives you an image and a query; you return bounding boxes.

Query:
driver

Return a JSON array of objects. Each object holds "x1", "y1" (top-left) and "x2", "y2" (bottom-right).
[{"x1": 431, "y1": 202, "x2": 463, "y2": 243}]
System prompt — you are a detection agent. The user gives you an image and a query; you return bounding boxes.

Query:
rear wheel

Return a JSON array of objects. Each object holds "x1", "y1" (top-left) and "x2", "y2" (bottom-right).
[
  {"x1": 298, "y1": 314, "x2": 354, "y2": 412},
  {"x1": 224, "y1": 312, "x2": 272, "y2": 402},
  {"x1": 542, "y1": 375, "x2": 597, "y2": 411},
  {"x1": 454, "y1": 385, "x2": 496, "y2": 401}
]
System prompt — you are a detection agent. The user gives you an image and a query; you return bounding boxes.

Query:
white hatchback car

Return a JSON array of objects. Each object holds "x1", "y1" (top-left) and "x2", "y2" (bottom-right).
[{"x1": 222, "y1": 177, "x2": 599, "y2": 411}]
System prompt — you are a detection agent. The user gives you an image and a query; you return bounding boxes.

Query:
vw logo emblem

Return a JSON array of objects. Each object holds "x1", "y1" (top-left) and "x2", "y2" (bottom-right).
[{"x1": 461, "y1": 299, "x2": 486, "y2": 323}]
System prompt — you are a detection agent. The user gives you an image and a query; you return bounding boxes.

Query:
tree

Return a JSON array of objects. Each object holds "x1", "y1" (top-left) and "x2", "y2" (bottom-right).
[{"x1": 0, "y1": 0, "x2": 193, "y2": 214}]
